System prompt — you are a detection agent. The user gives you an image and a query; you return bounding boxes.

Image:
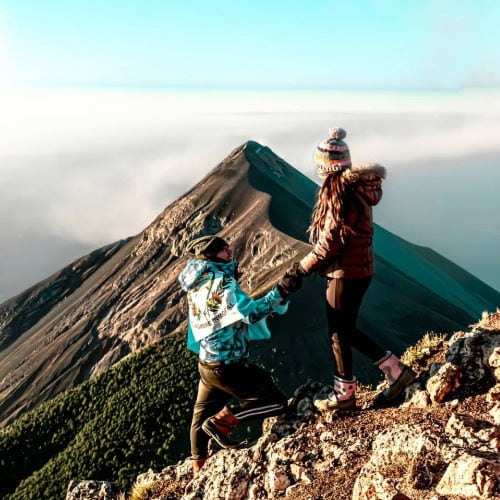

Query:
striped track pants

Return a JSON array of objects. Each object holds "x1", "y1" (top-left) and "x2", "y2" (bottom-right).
[{"x1": 190, "y1": 360, "x2": 288, "y2": 459}]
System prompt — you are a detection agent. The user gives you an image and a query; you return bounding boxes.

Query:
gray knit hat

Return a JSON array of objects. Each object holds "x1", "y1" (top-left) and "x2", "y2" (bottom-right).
[
  {"x1": 314, "y1": 127, "x2": 352, "y2": 174},
  {"x1": 186, "y1": 235, "x2": 228, "y2": 259}
]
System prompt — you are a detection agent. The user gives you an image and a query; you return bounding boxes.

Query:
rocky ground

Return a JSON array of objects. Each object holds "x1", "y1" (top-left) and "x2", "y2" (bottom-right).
[{"x1": 67, "y1": 312, "x2": 500, "y2": 500}]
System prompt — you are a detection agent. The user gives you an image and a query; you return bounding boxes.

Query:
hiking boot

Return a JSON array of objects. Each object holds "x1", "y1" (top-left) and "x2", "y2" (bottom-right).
[
  {"x1": 202, "y1": 406, "x2": 240, "y2": 449},
  {"x1": 375, "y1": 351, "x2": 416, "y2": 400},
  {"x1": 192, "y1": 457, "x2": 207, "y2": 473},
  {"x1": 314, "y1": 376, "x2": 356, "y2": 411}
]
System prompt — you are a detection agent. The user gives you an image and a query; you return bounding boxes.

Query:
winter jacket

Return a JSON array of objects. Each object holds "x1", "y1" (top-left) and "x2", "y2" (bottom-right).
[
  {"x1": 178, "y1": 259, "x2": 288, "y2": 363},
  {"x1": 300, "y1": 164, "x2": 386, "y2": 279}
]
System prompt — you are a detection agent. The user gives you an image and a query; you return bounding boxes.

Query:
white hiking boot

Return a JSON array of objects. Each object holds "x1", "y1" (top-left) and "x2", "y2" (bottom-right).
[{"x1": 314, "y1": 375, "x2": 356, "y2": 411}]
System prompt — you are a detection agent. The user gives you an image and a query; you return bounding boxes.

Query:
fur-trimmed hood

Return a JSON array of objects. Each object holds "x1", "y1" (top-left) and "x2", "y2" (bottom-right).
[
  {"x1": 343, "y1": 163, "x2": 385, "y2": 207},
  {"x1": 342, "y1": 163, "x2": 386, "y2": 182}
]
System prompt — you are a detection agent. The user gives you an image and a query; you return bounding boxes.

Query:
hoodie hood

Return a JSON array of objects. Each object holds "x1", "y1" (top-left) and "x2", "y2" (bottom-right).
[{"x1": 178, "y1": 259, "x2": 238, "y2": 291}]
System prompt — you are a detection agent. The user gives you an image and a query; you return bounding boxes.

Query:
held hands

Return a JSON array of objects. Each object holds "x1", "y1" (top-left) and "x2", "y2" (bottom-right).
[
  {"x1": 285, "y1": 262, "x2": 308, "y2": 279},
  {"x1": 276, "y1": 262, "x2": 308, "y2": 298}
]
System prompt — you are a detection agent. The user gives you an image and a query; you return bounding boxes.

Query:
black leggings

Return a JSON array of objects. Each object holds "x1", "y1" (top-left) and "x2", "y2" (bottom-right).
[
  {"x1": 190, "y1": 360, "x2": 287, "y2": 459},
  {"x1": 326, "y1": 277, "x2": 385, "y2": 380}
]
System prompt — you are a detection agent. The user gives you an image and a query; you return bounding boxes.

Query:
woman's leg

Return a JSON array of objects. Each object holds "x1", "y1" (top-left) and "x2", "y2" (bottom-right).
[{"x1": 326, "y1": 277, "x2": 385, "y2": 379}]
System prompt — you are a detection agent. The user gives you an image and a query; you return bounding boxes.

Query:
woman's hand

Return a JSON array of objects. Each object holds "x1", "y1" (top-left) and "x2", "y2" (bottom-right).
[
  {"x1": 285, "y1": 262, "x2": 308, "y2": 278},
  {"x1": 276, "y1": 263, "x2": 306, "y2": 297}
]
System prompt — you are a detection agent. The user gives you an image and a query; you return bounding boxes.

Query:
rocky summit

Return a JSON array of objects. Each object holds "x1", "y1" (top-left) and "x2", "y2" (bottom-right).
[{"x1": 67, "y1": 311, "x2": 500, "y2": 500}]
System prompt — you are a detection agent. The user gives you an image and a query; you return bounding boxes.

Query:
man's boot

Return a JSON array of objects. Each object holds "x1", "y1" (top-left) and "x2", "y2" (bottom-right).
[
  {"x1": 192, "y1": 457, "x2": 207, "y2": 473},
  {"x1": 314, "y1": 375, "x2": 356, "y2": 411},
  {"x1": 202, "y1": 406, "x2": 240, "y2": 449},
  {"x1": 375, "y1": 351, "x2": 416, "y2": 400}
]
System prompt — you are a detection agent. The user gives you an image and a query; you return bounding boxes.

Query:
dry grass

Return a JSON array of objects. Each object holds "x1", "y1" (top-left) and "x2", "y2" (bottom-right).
[
  {"x1": 400, "y1": 332, "x2": 448, "y2": 371},
  {"x1": 125, "y1": 476, "x2": 156, "y2": 500},
  {"x1": 473, "y1": 309, "x2": 500, "y2": 330}
]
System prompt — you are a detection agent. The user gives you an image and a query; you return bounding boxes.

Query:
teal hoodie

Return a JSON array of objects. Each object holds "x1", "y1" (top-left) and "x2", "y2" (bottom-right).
[{"x1": 178, "y1": 259, "x2": 288, "y2": 362}]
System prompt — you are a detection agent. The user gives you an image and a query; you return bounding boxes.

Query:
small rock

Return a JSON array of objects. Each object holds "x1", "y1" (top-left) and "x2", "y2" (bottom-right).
[
  {"x1": 348, "y1": 439, "x2": 369, "y2": 453},
  {"x1": 320, "y1": 441, "x2": 344, "y2": 461},
  {"x1": 268, "y1": 469, "x2": 291, "y2": 492},
  {"x1": 324, "y1": 411, "x2": 338, "y2": 424},
  {"x1": 487, "y1": 383, "x2": 500, "y2": 402},
  {"x1": 229, "y1": 478, "x2": 250, "y2": 500},
  {"x1": 489, "y1": 402, "x2": 500, "y2": 425},
  {"x1": 319, "y1": 431, "x2": 335, "y2": 442},
  {"x1": 314, "y1": 460, "x2": 332, "y2": 472},
  {"x1": 290, "y1": 463, "x2": 306, "y2": 482},
  {"x1": 402, "y1": 390, "x2": 430, "y2": 408},
  {"x1": 285, "y1": 483, "x2": 301, "y2": 495},
  {"x1": 426, "y1": 362, "x2": 461, "y2": 403}
]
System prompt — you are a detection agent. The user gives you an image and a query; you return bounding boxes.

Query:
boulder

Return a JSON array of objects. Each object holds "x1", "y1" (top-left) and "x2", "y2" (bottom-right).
[
  {"x1": 352, "y1": 425, "x2": 441, "y2": 499},
  {"x1": 182, "y1": 448, "x2": 255, "y2": 500},
  {"x1": 426, "y1": 362, "x2": 460, "y2": 403},
  {"x1": 66, "y1": 481, "x2": 121, "y2": 500},
  {"x1": 447, "y1": 332, "x2": 489, "y2": 383},
  {"x1": 481, "y1": 332, "x2": 500, "y2": 382},
  {"x1": 436, "y1": 453, "x2": 500, "y2": 497},
  {"x1": 445, "y1": 413, "x2": 500, "y2": 452},
  {"x1": 402, "y1": 389, "x2": 431, "y2": 408}
]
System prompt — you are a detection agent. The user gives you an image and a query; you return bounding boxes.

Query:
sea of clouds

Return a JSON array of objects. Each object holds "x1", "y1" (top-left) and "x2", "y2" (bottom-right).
[{"x1": 0, "y1": 88, "x2": 499, "y2": 301}]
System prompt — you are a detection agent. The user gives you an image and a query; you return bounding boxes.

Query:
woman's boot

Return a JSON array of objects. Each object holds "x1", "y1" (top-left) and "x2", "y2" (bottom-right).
[
  {"x1": 202, "y1": 406, "x2": 240, "y2": 448},
  {"x1": 375, "y1": 351, "x2": 416, "y2": 400},
  {"x1": 314, "y1": 375, "x2": 356, "y2": 411}
]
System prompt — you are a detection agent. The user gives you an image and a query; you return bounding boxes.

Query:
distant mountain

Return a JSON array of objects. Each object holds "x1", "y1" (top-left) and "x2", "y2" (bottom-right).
[{"x1": 0, "y1": 141, "x2": 498, "y2": 430}]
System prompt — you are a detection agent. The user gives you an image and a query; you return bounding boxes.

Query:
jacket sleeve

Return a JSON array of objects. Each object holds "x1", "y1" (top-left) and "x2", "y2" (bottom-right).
[
  {"x1": 235, "y1": 284, "x2": 286, "y2": 324},
  {"x1": 300, "y1": 212, "x2": 342, "y2": 273}
]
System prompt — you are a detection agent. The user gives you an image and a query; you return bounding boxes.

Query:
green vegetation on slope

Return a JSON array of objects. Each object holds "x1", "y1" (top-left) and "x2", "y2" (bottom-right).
[{"x1": 0, "y1": 330, "x2": 197, "y2": 500}]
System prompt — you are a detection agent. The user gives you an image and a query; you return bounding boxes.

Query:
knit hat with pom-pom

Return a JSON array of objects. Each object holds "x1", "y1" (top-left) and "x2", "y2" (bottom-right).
[{"x1": 314, "y1": 127, "x2": 351, "y2": 174}]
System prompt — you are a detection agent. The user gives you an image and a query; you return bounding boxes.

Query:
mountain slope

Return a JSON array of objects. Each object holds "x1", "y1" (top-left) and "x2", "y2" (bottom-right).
[{"x1": 0, "y1": 141, "x2": 498, "y2": 428}]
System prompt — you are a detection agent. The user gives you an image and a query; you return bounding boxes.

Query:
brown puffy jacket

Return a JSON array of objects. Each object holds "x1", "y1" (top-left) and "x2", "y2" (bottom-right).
[{"x1": 300, "y1": 164, "x2": 386, "y2": 279}]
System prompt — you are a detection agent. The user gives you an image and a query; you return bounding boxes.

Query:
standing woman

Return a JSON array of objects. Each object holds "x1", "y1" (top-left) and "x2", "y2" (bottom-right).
[{"x1": 285, "y1": 128, "x2": 415, "y2": 411}]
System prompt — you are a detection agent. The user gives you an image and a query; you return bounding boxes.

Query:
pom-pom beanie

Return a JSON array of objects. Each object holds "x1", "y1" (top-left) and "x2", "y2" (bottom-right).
[{"x1": 314, "y1": 127, "x2": 351, "y2": 174}]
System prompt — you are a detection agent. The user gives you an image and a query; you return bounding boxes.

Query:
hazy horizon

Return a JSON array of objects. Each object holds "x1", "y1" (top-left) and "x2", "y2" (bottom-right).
[{"x1": 1, "y1": 88, "x2": 499, "y2": 303}]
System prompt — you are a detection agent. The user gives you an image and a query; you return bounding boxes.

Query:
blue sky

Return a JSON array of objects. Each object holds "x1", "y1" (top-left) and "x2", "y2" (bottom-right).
[{"x1": 0, "y1": 0, "x2": 499, "y2": 89}]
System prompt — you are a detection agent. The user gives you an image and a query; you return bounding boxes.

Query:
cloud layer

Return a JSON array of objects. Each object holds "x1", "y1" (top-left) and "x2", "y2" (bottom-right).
[{"x1": 1, "y1": 88, "x2": 499, "y2": 300}]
